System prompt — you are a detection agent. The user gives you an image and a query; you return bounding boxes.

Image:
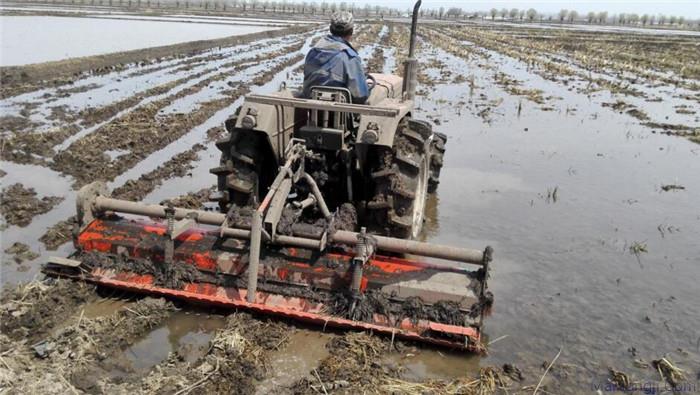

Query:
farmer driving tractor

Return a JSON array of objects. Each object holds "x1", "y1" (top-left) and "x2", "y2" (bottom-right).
[{"x1": 302, "y1": 11, "x2": 369, "y2": 104}]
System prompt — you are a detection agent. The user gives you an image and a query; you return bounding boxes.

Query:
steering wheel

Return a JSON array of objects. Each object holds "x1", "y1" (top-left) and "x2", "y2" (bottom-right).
[{"x1": 366, "y1": 74, "x2": 377, "y2": 92}]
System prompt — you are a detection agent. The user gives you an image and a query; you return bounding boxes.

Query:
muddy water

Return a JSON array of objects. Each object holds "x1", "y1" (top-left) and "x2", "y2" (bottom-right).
[
  {"x1": 0, "y1": 15, "x2": 280, "y2": 66},
  {"x1": 120, "y1": 311, "x2": 224, "y2": 370},
  {"x1": 131, "y1": 29, "x2": 700, "y2": 386},
  {"x1": 412, "y1": 40, "x2": 700, "y2": 386},
  {"x1": 140, "y1": 31, "x2": 324, "y2": 204},
  {"x1": 0, "y1": 34, "x2": 304, "y2": 133},
  {"x1": 257, "y1": 330, "x2": 332, "y2": 393},
  {"x1": 89, "y1": 14, "x2": 306, "y2": 27},
  {"x1": 2, "y1": 21, "x2": 699, "y2": 390},
  {"x1": 0, "y1": 30, "x2": 322, "y2": 286}
]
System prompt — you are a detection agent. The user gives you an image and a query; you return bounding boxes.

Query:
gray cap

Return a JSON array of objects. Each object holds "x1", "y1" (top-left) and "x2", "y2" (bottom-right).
[{"x1": 330, "y1": 11, "x2": 354, "y2": 35}]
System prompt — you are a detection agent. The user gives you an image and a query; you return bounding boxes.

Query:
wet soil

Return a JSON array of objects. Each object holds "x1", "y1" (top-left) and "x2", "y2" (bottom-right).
[
  {"x1": 0, "y1": 183, "x2": 64, "y2": 227},
  {"x1": 3, "y1": 242, "x2": 39, "y2": 264},
  {"x1": 0, "y1": 279, "x2": 97, "y2": 342},
  {"x1": 290, "y1": 332, "x2": 525, "y2": 394},
  {"x1": 39, "y1": 216, "x2": 76, "y2": 250},
  {"x1": 49, "y1": 83, "x2": 244, "y2": 187},
  {"x1": 159, "y1": 187, "x2": 215, "y2": 210},
  {"x1": 112, "y1": 143, "x2": 205, "y2": 202},
  {"x1": 4, "y1": 296, "x2": 294, "y2": 394},
  {"x1": 1, "y1": 16, "x2": 699, "y2": 395},
  {"x1": 0, "y1": 288, "x2": 175, "y2": 393},
  {"x1": 0, "y1": 25, "x2": 312, "y2": 98},
  {"x1": 48, "y1": 51, "x2": 303, "y2": 188}
]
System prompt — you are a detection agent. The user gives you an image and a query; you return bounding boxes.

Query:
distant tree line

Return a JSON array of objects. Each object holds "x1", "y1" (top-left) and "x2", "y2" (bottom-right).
[
  {"x1": 439, "y1": 6, "x2": 696, "y2": 28},
  {"x1": 28, "y1": 0, "x2": 700, "y2": 28},
  {"x1": 393, "y1": 5, "x2": 697, "y2": 29},
  {"x1": 44, "y1": 0, "x2": 410, "y2": 18}
]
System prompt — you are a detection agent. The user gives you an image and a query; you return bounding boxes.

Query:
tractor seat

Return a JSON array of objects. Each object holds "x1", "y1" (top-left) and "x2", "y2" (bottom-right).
[
  {"x1": 298, "y1": 86, "x2": 354, "y2": 150},
  {"x1": 309, "y1": 86, "x2": 352, "y2": 104},
  {"x1": 307, "y1": 86, "x2": 353, "y2": 131}
]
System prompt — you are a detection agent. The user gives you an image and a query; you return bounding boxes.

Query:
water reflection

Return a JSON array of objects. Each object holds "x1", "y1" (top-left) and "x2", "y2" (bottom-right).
[{"x1": 123, "y1": 311, "x2": 224, "y2": 372}]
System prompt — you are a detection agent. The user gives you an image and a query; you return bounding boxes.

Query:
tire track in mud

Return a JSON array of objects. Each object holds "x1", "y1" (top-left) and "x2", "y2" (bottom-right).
[
  {"x1": 364, "y1": 24, "x2": 390, "y2": 73},
  {"x1": 15, "y1": 27, "x2": 325, "y2": 254},
  {"x1": 0, "y1": 32, "x2": 319, "y2": 284},
  {"x1": 54, "y1": 40, "x2": 306, "y2": 150},
  {"x1": 110, "y1": 143, "x2": 207, "y2": 202},
  {"x1": 3, "y1": 78, "x2": 191, "y2": 165}
]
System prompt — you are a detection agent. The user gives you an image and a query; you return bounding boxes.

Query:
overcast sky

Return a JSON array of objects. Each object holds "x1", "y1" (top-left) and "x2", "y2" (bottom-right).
[{"x1": 354, "y1": 1, "x2": 700, "y2": 19}]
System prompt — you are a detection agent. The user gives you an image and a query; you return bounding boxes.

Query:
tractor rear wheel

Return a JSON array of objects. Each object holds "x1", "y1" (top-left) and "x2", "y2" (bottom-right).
[
  {"x1": 428, "y1": 130, "x2": 446, "y2": 193},
  {"x1": 367, "y1": 118, "x2": 432, "y2": 239},
  {"x1": 210, "y1": 133, "x2": 260, "y2": 210}
]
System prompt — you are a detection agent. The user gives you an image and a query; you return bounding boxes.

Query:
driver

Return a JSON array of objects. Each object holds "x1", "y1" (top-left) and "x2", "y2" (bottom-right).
[{"x1": 302, "y1": 11, "x2": 369, "y2": 104}]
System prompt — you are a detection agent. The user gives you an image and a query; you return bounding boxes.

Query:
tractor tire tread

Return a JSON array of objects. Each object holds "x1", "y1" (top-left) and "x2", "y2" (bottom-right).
[
  {"x1": 212, "y1": 132, "x2": 260, "y2": 209},
  {"x1": 428, "y1": 131, "x2": 447, "y2": 193},
  {"x1": 367, "y1": 118, "x2": 428, "y2": 239}
]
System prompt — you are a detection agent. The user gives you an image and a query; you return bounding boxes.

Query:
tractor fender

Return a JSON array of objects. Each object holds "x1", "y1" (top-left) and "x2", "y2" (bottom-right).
[
  {"x1": 355, "y1": 98, "x2": 414, "y2": 147},
  {"x1": 233, "y1": 90, "x2": 299, "y2": 163},
  {"x1": 224, "y1": 117, "x2": 279, "y2": 168}
]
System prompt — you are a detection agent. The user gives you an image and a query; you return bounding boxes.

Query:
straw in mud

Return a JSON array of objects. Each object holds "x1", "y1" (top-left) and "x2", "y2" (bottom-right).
[
  {"x1": 652, "y1": 357, "x2": 686, "y2": 387},
  {"x1": 380, "y1": 367, "x2": 510, "y2": 395},
  {"x1": 608, "y1": 368, "x2": 632, "y2": 389}
]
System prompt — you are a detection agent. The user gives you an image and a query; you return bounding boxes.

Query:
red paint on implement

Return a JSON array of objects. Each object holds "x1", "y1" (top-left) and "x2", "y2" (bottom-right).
[
  {"x1": 72, "y1": 218, "x2": 484, "y2": 351},
  {"x1": 76, "y1": 268, "x2": 481, "y2": 351}
]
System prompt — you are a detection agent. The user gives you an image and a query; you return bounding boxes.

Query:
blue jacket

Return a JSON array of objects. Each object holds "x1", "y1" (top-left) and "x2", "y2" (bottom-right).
[{"x1": 302, "y1": 35, "x2": 369, "y2": 104}]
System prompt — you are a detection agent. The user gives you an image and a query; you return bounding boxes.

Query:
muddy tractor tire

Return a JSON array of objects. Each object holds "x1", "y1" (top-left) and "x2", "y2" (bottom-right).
[
  {"x1": 367, "y1": 118, "x2": 433, "y2": 239},
  {"x1": 210, "y1": 132, "x2": 261, "y2": 210},
  {"x1": 428, "y1": 130, "x2": 446, "y2": 193}
]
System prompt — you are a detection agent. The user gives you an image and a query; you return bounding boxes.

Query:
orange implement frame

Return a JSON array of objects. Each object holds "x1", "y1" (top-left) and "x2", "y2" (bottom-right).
[
  {"x1": 65, "y1": 269, "x2": 482, "y2": 351},
  {"x1": 46, "y1": 217, "x2": 486, "y2": 352}
]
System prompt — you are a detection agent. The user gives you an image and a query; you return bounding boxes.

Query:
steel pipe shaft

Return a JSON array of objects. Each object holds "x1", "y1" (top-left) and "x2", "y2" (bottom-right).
[
  {"x1": 92, "y1": 196, "x2": 488, "y2": 266},
  {"x1": 333, "y1": 230, "x2": 485, "y2": 265},
  {"x1": 95, "y1": 196, "x2": 224, "y2": 225},
  {"x1": 247, "y1": 211, "x2": 263, "y2": 303}
]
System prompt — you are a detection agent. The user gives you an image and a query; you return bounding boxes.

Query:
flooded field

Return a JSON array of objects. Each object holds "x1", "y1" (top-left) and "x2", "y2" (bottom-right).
[
  {"x1": 0, "y1": 15, "x2": 281, "y2": 66},
  {"x1": 1, "y1": 18, "x2": 699, "y2": 394}
]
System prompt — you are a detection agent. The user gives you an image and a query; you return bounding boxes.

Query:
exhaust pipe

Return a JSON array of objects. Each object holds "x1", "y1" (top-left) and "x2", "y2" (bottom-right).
[{"x1": 402, "y1": 0, "x2": 421, "y2": 101}]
